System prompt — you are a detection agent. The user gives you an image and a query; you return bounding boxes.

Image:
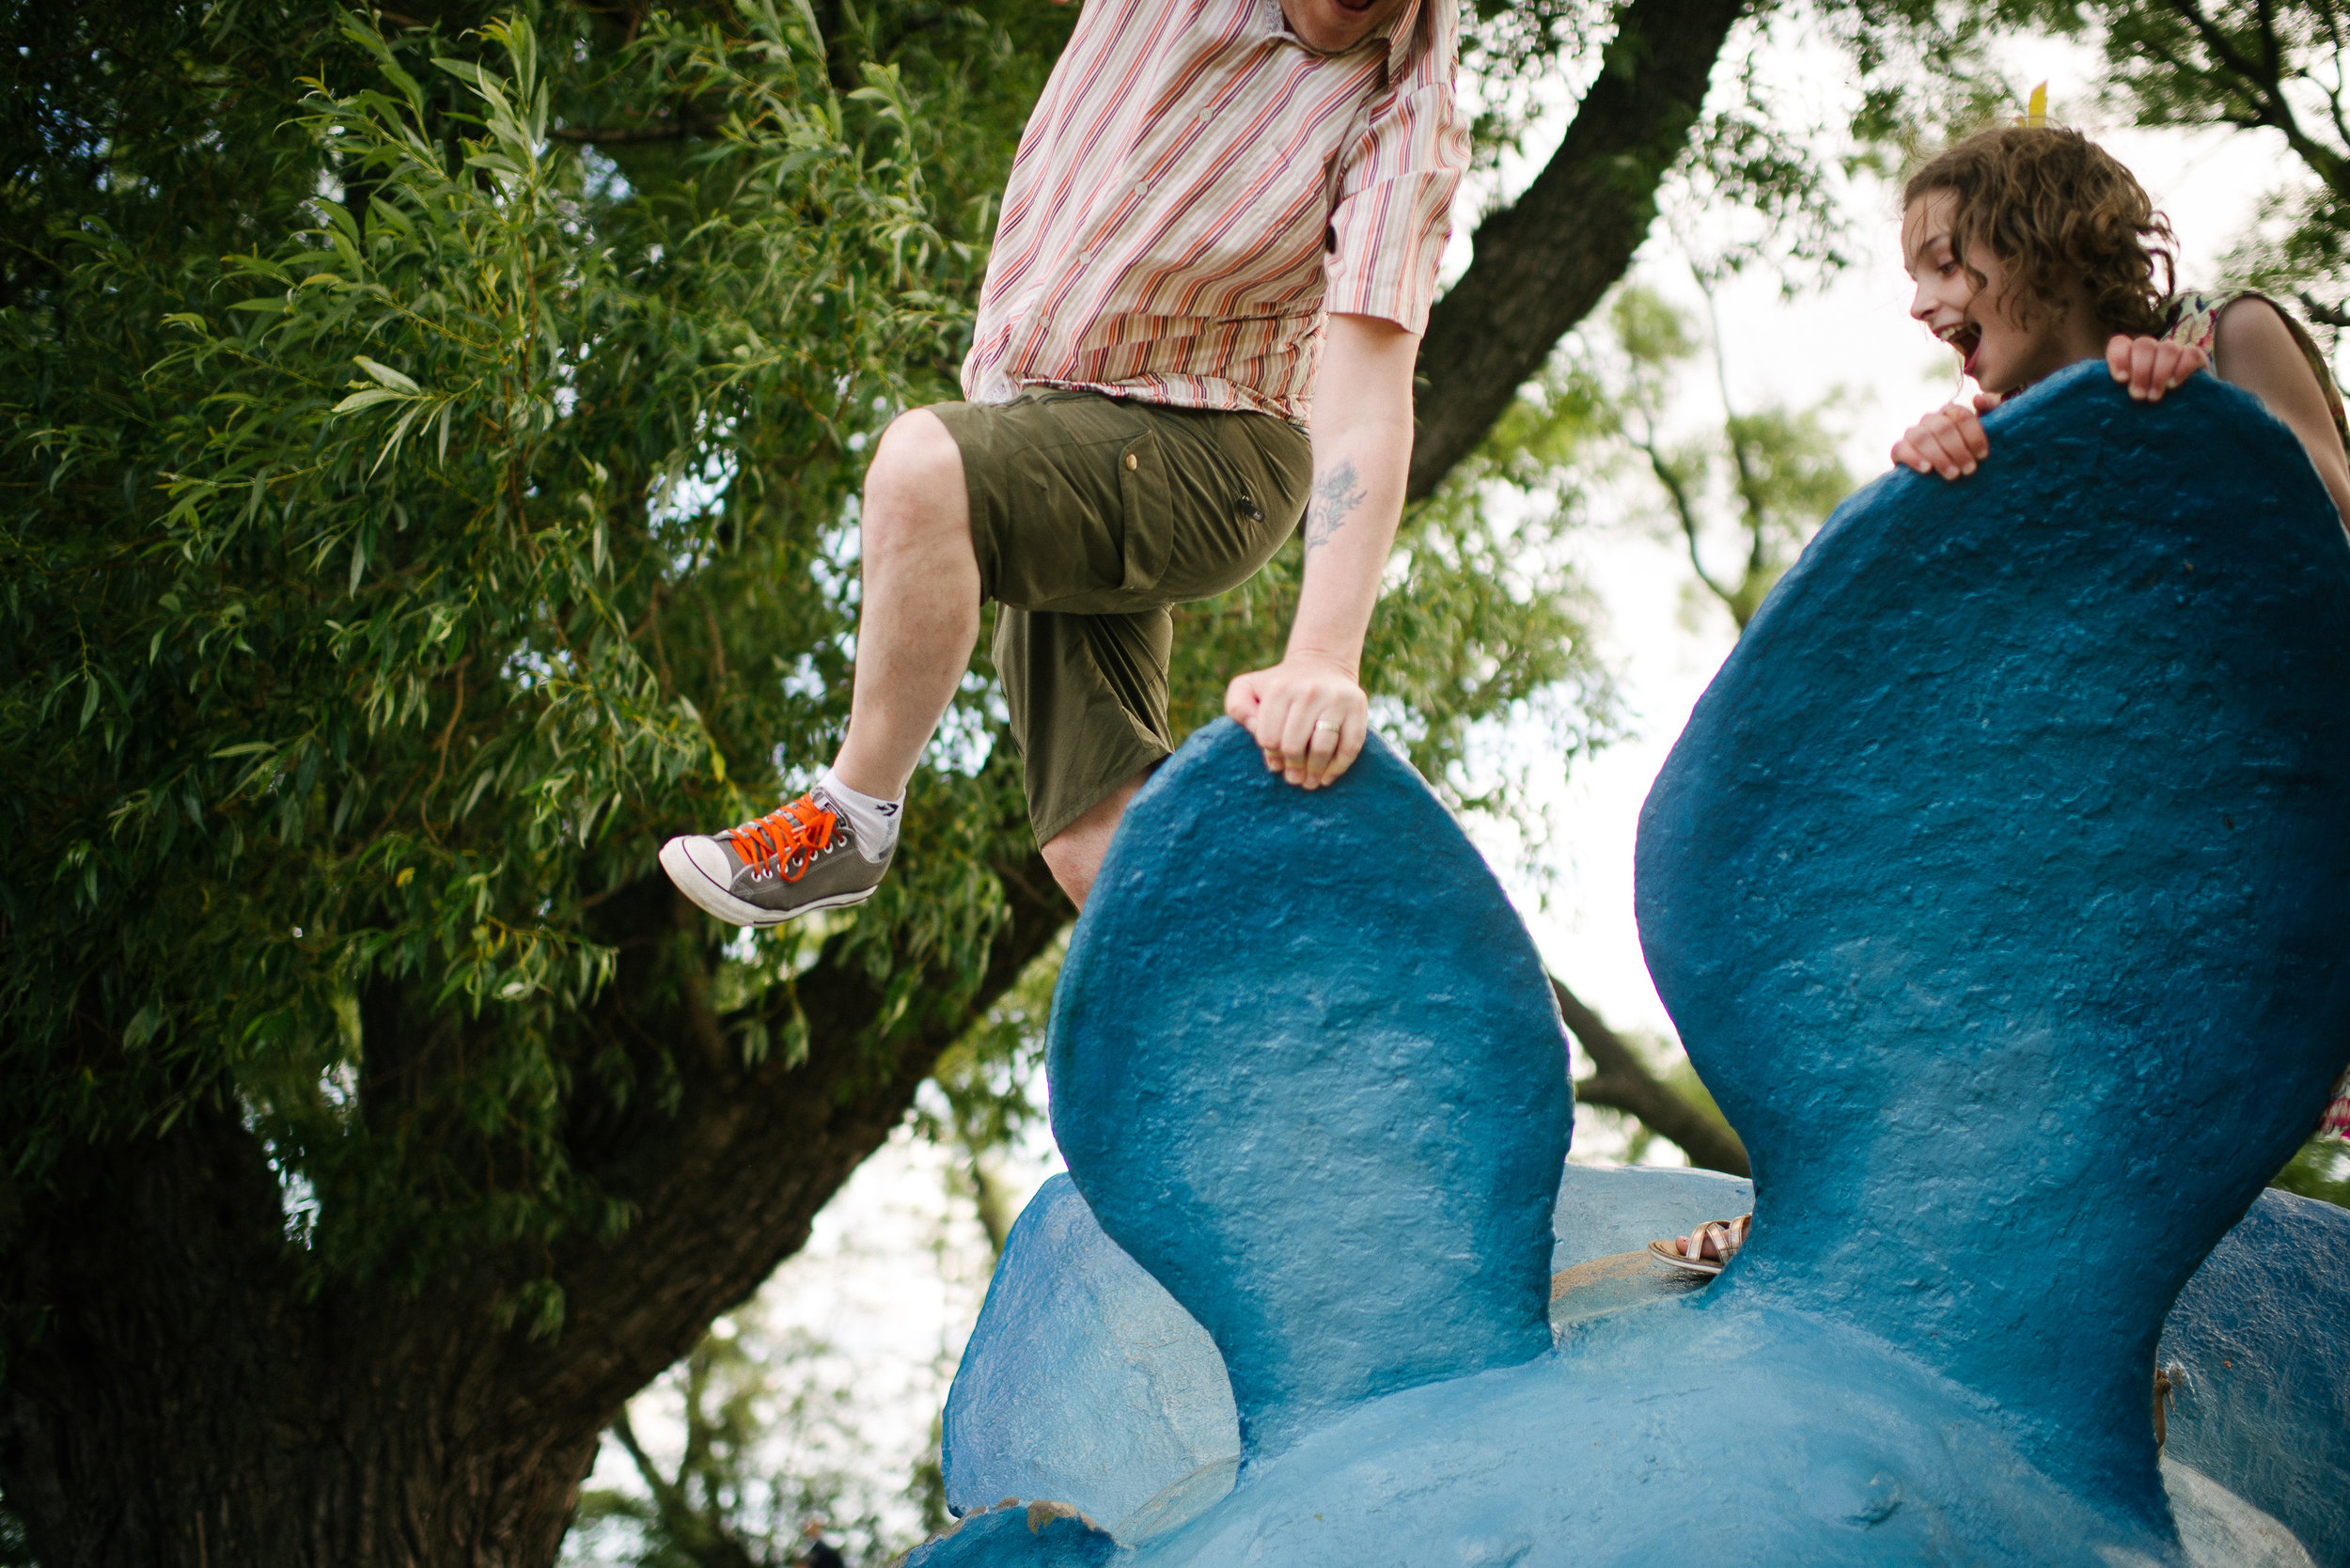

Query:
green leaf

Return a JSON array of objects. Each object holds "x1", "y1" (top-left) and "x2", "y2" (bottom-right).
[
  {"x1": 431, "y1": 56, "x2": 489, "y2": 92},
  {"x1": 331, "y1": 387, "x2": 411, "y2": 416},
  {"x1": 353, "y1": 356, "x2": 420, "y2": 393},
  {"x1": 122, "y1": 1004, "x2": 163, "y2": 1051}
]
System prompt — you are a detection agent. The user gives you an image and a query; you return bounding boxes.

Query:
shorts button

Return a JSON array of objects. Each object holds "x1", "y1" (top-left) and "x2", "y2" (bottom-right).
[{"x1": 1123, "y1": 452, "x2": 1138, "y2": 471}]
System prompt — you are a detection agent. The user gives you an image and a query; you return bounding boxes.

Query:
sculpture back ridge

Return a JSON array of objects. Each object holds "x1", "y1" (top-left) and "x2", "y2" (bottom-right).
[
  {"x1": 1637, "y1": 359, "x2": 2350, "y2": 1506},
  {"x1": 1048, "y1": 720, "x2": 1572, "y2": 1461}
]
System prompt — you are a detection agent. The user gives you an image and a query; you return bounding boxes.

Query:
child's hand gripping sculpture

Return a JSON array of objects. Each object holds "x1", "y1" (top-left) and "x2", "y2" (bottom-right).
[{"x1": 1893, "y1": 337, "x2": 2210, "y2": 479}]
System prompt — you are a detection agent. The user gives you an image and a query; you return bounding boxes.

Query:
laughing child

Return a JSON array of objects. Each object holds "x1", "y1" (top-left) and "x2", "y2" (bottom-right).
[{"x1": 1892, "y1": 125, "x2": 2350, "y2": 524}]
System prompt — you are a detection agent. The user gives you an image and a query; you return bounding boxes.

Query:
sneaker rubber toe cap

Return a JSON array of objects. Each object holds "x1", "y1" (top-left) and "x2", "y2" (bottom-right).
[{"x1": 662, "y1": 835, "x2": 739, "y2": 895}]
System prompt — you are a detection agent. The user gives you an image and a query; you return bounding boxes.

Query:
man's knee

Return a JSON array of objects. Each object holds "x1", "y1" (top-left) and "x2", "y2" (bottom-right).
[
  {"x1": 1040, "y1": 831, "x2": 1100, "y2": 907},
  {"x1": 1038, "y1": 771, "x2": 1151, "y2": 908},
  {"x1": 863, "y1": 409, "x2": 967, "y2": 547}
]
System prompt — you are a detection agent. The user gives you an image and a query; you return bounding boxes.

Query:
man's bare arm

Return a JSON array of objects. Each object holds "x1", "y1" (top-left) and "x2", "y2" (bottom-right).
[{"x1": 1225, "y1": 312, "x2": 1418, "y2": 788}]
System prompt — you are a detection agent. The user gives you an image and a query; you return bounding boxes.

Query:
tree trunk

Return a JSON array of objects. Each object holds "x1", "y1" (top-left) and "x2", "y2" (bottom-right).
[
  {"x1": 1555, "y1": 976, "x2": 1751, "y2": 1177},
  {"x1": 0, "y1": 853, "x2": 1069, "y2": 1567},
  {"x1": 1409, "y1": 0, "x2": 1752, "y2": 499},
  {"x1": 0, "y1": 1101, "x2": 605, "y2": 1564}
]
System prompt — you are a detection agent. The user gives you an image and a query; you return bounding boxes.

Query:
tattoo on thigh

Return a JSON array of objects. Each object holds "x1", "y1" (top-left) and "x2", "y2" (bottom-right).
[{"x1": 1303, "y1": 460, "x2": 1366, "y2": 556}]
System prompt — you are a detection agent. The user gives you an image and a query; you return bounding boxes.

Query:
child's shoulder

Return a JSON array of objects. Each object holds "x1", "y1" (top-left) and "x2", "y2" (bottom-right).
[
  {"x1": 2166, "y1": 288, "x2": 2326, "y2": 364},
  {"x1": 2169, "y1": 288, "x2": 2350, "y2": 458}
]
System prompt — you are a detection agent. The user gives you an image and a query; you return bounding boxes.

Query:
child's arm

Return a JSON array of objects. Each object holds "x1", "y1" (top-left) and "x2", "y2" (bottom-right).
[{"x1": 2211, "y1": 298, "x2": 2350, "y2": 526}]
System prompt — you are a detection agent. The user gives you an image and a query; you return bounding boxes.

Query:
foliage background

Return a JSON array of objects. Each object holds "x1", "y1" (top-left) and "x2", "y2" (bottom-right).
[
  {"x1": 8, "y1": 0, "x2": 2350, "y2": 1561},
  {"x1": 1, "y1": 0, "x2": 1609, "y2": 1341}
]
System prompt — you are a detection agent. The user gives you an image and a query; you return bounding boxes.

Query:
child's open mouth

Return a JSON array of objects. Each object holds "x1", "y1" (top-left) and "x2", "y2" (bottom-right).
[{"x1": 1940, "y1": 322, "x2": 1982, "y2": 380}]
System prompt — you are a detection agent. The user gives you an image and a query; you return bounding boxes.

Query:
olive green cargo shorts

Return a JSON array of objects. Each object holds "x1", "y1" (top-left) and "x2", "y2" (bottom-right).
[{"x1": 930, "y1": 390, "x2": 1310, "y2": 845}]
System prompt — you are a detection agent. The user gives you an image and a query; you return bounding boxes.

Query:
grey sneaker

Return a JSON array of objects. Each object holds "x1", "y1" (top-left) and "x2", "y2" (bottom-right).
[{"x1": 659, "y1": 792, "x2": 891, "y2": 927}]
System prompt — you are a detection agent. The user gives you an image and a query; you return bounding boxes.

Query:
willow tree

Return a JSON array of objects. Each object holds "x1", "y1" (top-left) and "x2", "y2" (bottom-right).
[{"x1": 2, "y1": 0, "x2": 1790, "y2": 1560}]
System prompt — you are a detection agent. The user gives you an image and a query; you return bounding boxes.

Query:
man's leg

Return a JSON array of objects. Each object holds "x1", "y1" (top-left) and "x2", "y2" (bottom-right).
[
  {"x1": 1039, "y1": 769, "x2": 1152, "y2": 907},
  {"x1": 657, "y1": 408, "x2": 976, "y2": 927},
  {"x1": 664, "y1": 393, "x2": 1303, "y2": 927},
  {"x1": 831, "y1": 409, "x2": 979, "y2": 799},
  {"x1": 996, "y1": 599, "x2": 1176, "y2": 910}
]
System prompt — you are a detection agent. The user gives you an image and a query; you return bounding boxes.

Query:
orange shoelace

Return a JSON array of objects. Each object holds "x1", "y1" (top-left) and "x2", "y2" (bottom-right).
[{"x1": 725, "y1": 794, "x2": 838, "y2": 882}]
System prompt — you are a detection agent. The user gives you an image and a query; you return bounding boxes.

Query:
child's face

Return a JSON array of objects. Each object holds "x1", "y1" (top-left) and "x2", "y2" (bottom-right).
[{"x1": 1903, "y1": 191, "x2": 2086, "y2": 396}]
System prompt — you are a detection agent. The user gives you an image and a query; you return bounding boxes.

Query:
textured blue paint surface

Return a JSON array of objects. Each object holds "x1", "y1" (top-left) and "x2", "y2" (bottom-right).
[
  {"x1": 941, "y1": 1161, "x2": 1764, "y2": 1536},
  {"x1": 942, "y1": 1166, "x2": 2341, "y2": 1561},
  {"x1": 1049, "y1": 721, "x2": 1571, "y2": 1461},
  {"x1": 941, "y1": 1175, "x2": 1236, "y2": 1529},
  {"x1": 902, "y1": 1504, "x2": 1122, "y2": 1568},
  {"x1": 918, "y1": 362, "x2": 2350, "y2": 1566},
  {"x1": 1637, "y1": 361, "x2": 2350, "y2": 1524},
  {"x1": 2158, "y1": 1188, "x2": 2350, "y2": 1565}
]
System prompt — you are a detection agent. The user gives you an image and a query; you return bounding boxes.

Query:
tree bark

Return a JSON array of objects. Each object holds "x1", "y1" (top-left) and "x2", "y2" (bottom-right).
[
  {"x1": 1408, "y1": 0, "x2": 1752, "y2": 500},
  {"x1": 1555, "y1": 974, "x2": 1751, "y2": 1177},
  {"x1": 0, "y1": 1093, "x2": 613, "y2": 1565},
  {"x1": 0, "y1": 851, "x2": 1070, "y2": 1568}
]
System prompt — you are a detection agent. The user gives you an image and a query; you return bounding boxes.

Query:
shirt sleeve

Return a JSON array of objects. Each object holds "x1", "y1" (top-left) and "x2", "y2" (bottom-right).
[{"x1": 1322, "y1": 75, "x2": 1469, "y2": 335}]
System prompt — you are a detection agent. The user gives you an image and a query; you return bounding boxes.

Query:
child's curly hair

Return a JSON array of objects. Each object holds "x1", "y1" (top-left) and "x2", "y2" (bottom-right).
[{"x1": 1904, "y1": 127, "x2": 2178, "y2": 337}]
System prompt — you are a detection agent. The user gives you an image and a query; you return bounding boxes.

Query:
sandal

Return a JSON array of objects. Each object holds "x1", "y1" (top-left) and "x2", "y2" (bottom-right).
[{"x1": 1648, "y1": 1213, "x2": 1751, "y2": 1278}]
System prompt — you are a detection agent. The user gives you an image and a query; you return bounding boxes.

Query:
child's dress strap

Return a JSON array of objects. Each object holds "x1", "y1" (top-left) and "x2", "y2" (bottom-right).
[
  {"x1": 2163, "y1": 290, "x2": 2350, "y2": 460},
  {"x1": 2326, "y1": 1066, "x2": 2350, "y2": 1143}
]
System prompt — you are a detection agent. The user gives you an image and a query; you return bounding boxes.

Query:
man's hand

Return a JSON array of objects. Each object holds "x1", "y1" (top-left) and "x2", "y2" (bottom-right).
[
  {"x1": 1892, "y1": 393, "x2": 1998, "y2": 479},
  {"x1": 2107, "y1": 333, "x2": 2207, "y2": 401},
  {"x1": 1225, "y1": 652, "x2": 1369, "y2": 789}
]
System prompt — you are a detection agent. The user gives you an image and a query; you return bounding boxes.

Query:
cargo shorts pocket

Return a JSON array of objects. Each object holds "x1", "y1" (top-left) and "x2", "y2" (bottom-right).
[
  {"x1": 995, "y1": 443, "x2": 1125, "y2": 607},
  {"x1": 1116, "y1": 429, "x2": 1173, "y2": 596}
]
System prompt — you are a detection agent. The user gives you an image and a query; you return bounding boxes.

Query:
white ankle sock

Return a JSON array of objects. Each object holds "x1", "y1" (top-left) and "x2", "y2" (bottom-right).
[{"x1": 817, "y1": 767, "x2": 902, "y2": 861}]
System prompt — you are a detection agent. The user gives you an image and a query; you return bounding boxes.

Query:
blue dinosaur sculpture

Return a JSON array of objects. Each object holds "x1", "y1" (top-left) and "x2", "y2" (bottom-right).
[
  {"x1": 2157, "y1": 1188, "x2": 2350, "y2": 1563},
  {"x1": 909, "y1": 360, "x2": 2350, "y2": 1567}
]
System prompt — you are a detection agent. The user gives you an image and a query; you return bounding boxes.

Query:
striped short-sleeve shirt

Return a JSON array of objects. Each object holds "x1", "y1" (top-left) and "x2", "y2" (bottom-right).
[{"x1": 961, "y1": 0, "x2": 1468, "y2": 424}]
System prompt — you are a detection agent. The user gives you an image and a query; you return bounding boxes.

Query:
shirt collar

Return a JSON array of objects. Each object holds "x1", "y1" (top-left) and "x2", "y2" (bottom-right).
[{"x1": 1383, "y1": 0, "x2": 1431, "y2": 80}]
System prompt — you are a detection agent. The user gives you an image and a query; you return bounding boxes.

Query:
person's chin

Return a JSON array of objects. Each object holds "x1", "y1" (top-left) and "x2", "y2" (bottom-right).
[
  {"x1": 1298, "y1": 0, "x2": 1380, "y2": 47},
  {"x1": 1970, "y1": 354, "x2": 2020, "y2": 398}
]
